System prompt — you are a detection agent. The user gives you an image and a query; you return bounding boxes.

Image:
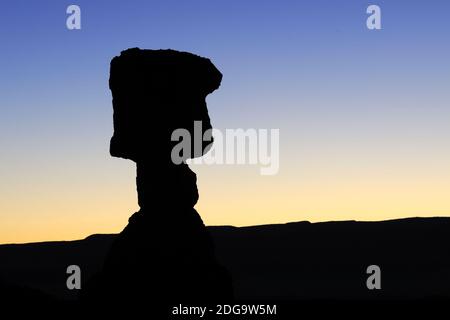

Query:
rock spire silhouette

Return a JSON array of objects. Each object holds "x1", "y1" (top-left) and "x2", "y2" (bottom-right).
[{"x1": 83, "y1": 48, "x2": 233, "y2": 310}]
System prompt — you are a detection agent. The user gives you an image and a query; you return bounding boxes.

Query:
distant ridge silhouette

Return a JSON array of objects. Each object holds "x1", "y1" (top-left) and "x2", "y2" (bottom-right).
[{"x1": 2, "y1": 217, "x2": 450, "y2": 303}]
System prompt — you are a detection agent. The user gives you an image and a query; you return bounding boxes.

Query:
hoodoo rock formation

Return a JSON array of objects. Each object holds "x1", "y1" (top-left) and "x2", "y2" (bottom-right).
[{"x1": 83, "y1": 48, "x2": 233, "y2": 310}]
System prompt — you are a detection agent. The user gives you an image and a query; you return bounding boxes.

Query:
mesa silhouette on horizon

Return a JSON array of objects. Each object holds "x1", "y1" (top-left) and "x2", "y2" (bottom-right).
[
  {"x1": 82, "y1": 48, "x2": 233, "y2": 309},
  {"x1": 3, "y1": 217, "x2": 450, "y2": 305}
]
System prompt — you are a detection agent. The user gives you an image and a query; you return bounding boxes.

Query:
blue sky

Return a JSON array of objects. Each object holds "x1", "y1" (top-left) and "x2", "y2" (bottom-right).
[{"x1": 1, "y1": 0, "x2": 449, "y2": 243}]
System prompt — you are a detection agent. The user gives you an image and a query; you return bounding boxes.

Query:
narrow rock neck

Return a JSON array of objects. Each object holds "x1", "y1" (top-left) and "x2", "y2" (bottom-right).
[{"x1": 136, "y1": 161, "x2": 199, "y2": 210}]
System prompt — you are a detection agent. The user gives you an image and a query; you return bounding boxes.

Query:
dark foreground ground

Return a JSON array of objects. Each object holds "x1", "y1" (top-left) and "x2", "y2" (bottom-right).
[{"x1": 1, "y1": 217, "x2": 449, "y2": 314}]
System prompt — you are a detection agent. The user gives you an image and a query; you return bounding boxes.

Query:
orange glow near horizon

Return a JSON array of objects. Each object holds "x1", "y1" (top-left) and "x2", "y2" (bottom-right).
[{"x1": 1, "y1": 155, "x2": 450, "y2": 244}]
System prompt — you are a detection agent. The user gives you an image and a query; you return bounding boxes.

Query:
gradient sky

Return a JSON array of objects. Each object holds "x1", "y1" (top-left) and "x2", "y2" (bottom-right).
[{"x1": 1, "y1": 0, "x2": 449, "y2": 244}]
